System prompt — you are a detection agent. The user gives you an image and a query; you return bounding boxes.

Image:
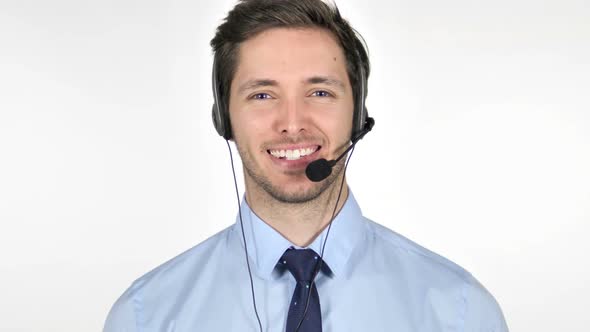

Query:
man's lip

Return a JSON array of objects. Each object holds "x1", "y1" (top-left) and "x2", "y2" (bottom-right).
[
  {"x1": 266, "y1": 145, "x2": 322, "y2": 169},
  {"x1": 266, "y1": 144, "x2": 321, "y2": 152}
]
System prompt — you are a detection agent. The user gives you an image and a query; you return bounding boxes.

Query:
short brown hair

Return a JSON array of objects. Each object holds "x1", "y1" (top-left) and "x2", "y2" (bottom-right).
[{"x1": 210, "y1": 0, "x2": 370, "y2": 133}]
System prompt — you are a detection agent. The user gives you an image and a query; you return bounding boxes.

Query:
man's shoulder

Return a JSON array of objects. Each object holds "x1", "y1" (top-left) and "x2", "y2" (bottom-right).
[
  {"x1": 364, "y1": 218, "x2": 472, "y2": 283},
  {"x1": 105, "y1": 225, "x2": 236, "y2": 325},
  {"x1": 136, "y1": 224, "x2": 235, "y2": 288},
  {"x1": 104, "y1": 225, "x2": 238, "y2": 330},
  {"x1": 363, "y1": 218, "x2": 508, "y2": 330}
]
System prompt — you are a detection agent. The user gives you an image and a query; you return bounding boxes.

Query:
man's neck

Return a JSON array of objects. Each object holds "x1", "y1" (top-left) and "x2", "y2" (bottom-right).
[{"x1": 244, "y1": 174, "x2": 349, "y2": 247}]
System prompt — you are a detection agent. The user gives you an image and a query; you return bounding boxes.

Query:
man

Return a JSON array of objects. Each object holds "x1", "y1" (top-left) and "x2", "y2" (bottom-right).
[{"x1": 104, "y1": 0, "x2": 509, "y2": 331}]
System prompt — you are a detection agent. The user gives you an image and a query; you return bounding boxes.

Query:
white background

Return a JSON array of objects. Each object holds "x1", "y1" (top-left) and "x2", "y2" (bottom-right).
[{"x1": 1, "y1": 0, "x2": 589, "y2": 331}]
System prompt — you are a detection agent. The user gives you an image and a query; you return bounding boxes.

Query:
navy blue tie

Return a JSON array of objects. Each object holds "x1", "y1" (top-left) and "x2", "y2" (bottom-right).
[{"x1": 280, "y1": 248, "x2": 323, "y2": 332}]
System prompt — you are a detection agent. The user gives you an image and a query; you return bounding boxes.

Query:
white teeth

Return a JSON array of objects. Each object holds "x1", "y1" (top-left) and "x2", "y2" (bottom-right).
[{"x1": 269, "y1": 147, "x2": 318, "y2": 160}]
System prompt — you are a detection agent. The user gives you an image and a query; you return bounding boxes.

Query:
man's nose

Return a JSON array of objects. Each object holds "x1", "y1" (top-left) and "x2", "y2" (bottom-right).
[{"x1": 275, "y1": 97, "x2": 309, "y2": 136}]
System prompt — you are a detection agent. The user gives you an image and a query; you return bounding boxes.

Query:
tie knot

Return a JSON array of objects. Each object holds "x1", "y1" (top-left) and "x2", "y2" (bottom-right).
[{"x1": 280, "y1": 248, "x2": 322, "y2": 282}]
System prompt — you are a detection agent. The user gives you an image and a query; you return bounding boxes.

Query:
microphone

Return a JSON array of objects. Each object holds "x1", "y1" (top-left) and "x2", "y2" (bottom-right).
[{"x1": 305, "y1": 117, "x2": 374, "y2": 182}]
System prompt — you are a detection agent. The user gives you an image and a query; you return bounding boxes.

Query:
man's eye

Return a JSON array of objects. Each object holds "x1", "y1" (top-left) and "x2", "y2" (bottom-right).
[
  {"x1": 252, "y1": 93, "x2": 271, "y2": 100},
  {"x1": 312, "y1": 90, "x2": 332, "y2": 97}
]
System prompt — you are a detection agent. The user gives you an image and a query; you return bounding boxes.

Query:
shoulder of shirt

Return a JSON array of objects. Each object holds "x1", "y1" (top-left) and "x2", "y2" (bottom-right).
[
  {"x1": 364, "y1": 217, "x2": 472, "y2": 282},
  {"x1": 113, "y1": 224, "x2": 235, "y2": 303},
  {"x1": 363, "y1": 217, "x2": 508, "y2": 330},
  {"x1": 105, "y1": 227, "x2": 235, "y2": 330}
]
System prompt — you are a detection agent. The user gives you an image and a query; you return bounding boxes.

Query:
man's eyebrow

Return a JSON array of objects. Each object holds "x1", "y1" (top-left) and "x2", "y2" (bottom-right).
[
  {"x1": 306, "y1": 76, "x2": 346, "y2": 91},
  {"x1": 237, "y1": 76, "x2": 346, "y2": 94},
  {"x1": 237, "y1": 79, "x2": 278, "y2": 94}
]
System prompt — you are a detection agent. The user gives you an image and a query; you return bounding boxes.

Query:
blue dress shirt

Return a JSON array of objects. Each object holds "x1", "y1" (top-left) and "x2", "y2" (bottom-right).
[{"x1": 104, "y1": 192, "x2": 508, "y2": 331}]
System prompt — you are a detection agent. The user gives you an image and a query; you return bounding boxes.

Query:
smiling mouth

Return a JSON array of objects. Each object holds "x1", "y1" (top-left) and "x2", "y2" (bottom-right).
[{"x1": 267, "y1": 146, "x2": 321, "y2": 161}]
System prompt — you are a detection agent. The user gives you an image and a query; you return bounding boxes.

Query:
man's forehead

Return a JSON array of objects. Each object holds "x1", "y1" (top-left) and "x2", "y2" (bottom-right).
[
  {"x1": 235, "y1": 27, "x2": 345, "y2": 65},
  {"x1": 246, "y1": 26, "x2": 341, "y2": 48},
  {"x1": 232, "y1": 27, "x2": 350, "y2": 92}
]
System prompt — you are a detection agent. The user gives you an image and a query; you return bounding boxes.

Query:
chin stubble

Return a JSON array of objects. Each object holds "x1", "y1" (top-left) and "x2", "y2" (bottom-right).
[{"x1": 243, "y1": 157, "x2": 345, "y2": 204}]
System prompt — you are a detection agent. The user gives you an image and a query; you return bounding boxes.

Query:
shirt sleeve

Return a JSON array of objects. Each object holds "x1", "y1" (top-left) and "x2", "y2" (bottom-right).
[
  {"x1": 462, "y1": 275, "x2": 509, "y2": 332},
  {"x1": 103, "y1": 283, "x2": 140, "y2": 332}
]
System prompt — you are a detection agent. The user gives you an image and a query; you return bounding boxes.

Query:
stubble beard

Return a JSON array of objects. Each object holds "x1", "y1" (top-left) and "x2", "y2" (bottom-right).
[{"x1": 238, "y1": 146, "x2": 346, "y2": 204}]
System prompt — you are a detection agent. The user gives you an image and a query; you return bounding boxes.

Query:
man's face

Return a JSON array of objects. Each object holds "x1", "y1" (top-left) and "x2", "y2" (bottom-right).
[{"x1": 229, "y1": 27, "x2": 354, "y2": 203}]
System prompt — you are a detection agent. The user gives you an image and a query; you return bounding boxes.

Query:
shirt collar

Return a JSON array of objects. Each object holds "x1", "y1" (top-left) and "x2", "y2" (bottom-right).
[{"x1": 232, "y1": 190, "x2": 365, "y2": 281}]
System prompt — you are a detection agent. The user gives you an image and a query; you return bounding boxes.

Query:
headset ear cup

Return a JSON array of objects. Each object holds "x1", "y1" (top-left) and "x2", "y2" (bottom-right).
[
  {"x1": 212, "y1": 56, "x2": 233, "y2": 140},
  {"x1": 361, "y1": 106, "x2": 368, "y2": 131},
  {"x1": 352, "y1": 92, "x2": 369, "y2": 138},
  {"x1": 212, "y1": 103, "x2": 233, "y2": 140},
  {"x1": 212, "y1": 103, "x2": 224, "y2": 137},
  {"x1": 351, "y1": 57, "x2": 369, "y2": 139}
]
